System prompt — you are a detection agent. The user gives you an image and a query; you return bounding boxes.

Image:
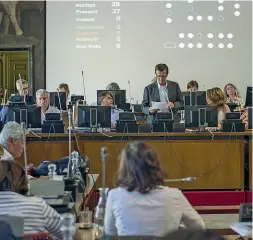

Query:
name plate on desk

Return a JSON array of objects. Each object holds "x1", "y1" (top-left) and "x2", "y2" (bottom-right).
[{"x1": 30, "y1": 179, "x2": 65, "y2": 197}]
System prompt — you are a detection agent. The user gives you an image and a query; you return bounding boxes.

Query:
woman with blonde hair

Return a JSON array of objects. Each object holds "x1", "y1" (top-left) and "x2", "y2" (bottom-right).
[
  {"x1": 224, "y1": 83, "x2": 243, "y2": 105},
  {"x1": 104, "y1": 141, "x2": 204, "y2": 237},
  {"x1": 0, "y1": 161, "x2": 63, "y2": 239},
  {"x1": 57, "y1": 83, "x2": 70, "y2": 103},
  {"x1": 206, "y1": 87, "x2": 230, "y2": 126}
]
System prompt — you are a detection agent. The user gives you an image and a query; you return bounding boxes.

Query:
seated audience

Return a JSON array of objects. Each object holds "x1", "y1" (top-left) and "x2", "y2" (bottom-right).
[
  {"x1": 187, "y1": 80, "x2": 199, "y2": 92},
  {"x1": 106, "y1": 82, "x2": 120, "y2": 90},
  {"x1": 0, "y1": 161, "x2": 63, "y2": 239},
  {"x1": 36, "y1": 89, "x2": 60, "y2": 123},
  {"x1": 0, "y1": 122, "x2": 27, "y2": 161},
  {"x1": 9, "y1": 79, "x2": 35, "y2": 105},
  {"x1": 224, "y1": 83, "x2": 243, "y2": 106},
  {"x1": 104, "y1": 141, "x2": 204, "y2": 236},
  {"x1": 206, "y1": 87, "x2": 230, "y2": 126},
  {"x1": 57, "y1": 83, "x2": 70, "y2": 103},
  {"x1": 98, "y1": 91, "x2": 123, "y2": 128}
]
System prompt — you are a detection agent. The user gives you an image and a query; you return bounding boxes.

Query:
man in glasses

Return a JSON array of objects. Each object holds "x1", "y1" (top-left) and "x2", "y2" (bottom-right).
[{"x1": 142, "y1": 63, "x2": 183, "y2": 123}]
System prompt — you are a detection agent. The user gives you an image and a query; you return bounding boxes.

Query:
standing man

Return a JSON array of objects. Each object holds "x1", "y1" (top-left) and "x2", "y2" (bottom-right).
[{"x1": 142, "y1": 63, "x2": 183, "y2": 123}]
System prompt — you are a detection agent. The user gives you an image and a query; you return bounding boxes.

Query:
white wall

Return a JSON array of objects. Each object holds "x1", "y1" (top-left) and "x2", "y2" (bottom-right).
[{"x1": 46, "y1": 1, "x2": 252, "y2": 104}]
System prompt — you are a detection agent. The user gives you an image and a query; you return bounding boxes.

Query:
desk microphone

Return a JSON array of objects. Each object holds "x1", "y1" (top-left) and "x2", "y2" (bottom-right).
[
  {"x1": 101, "y1": 147, "x2": 108, "y2": 188},
  {"x1": 56, "y1": 89, "x2": 63, "y2": 119},
  {"x1": 21, "y1": 122, "x2": 28, "y2": 177},
  {"x1": 164, "y1": 177, "x2": 197, "y2": 182},
  {"x1": 81, "y1": 71, "x2": 87, "y2": 105},
  {"x1": 128, "y1": 80, "x2": 132, "y2": 105}
]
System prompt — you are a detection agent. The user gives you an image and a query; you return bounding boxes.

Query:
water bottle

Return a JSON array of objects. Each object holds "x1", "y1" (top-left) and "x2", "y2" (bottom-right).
[
  {"x1": 61, "y1": 213, "x2": 76, "y2": 240},
  {"x1": 48, "y1": 163, "x2": 57, "y2": 180}
]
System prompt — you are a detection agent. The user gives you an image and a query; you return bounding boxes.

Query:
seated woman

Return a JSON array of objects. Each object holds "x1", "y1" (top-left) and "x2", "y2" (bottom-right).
[
  {"x1": 0, "y1": 161, "x2": 63, "y2": 239},
  {"x1": 57, "y1": 83, "x2": 70, "y2": 104},
  {"x1": 187, "y1": 80, "x2": 199, "y2": 92},
  {"x1": 206, "y1": 87, "x2": 230, "y2": 127},
  {"x1": 104, "y1": 141, "x2": 204, "y2": 237},
  {"x1": 224, "y1": 83, "x2": 243, "y2": 106}
]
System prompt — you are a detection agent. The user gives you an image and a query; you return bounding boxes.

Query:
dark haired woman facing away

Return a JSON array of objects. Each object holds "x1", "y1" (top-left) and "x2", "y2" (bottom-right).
[{"x1": 104, "y1": 141, "x2": 204, "y2": 236}]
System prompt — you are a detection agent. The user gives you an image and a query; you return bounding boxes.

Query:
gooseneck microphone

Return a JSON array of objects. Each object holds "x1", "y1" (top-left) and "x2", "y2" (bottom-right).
[
  {"x1": 101, "y1": 147, "x2": 108, "y2": 188},
  {"x1": 164, "y1": 177, "x2": 197, "y2": 182},
  {"x1": 21, "y1": 122, "x2": 28, "y2": 177},
  {"x1": 81, "y1": 71, "x2": 87, "y2": 104},
  {"x1": 67, "y1": 108, "x2": 73, "y2": 179},
  {"x1": 128, "y1": 80, "x2": 132, "y2": 105}
]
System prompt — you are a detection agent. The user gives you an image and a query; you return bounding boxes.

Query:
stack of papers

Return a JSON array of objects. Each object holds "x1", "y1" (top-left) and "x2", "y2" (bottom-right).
[{"x1": 230, "y1": 222, "x2": 252, "y2": 237}]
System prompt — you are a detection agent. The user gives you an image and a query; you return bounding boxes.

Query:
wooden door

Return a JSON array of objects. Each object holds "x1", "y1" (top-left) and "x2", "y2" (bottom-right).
[{"x1": 0, "y1": 50, "x2": 29, "y2": 99}]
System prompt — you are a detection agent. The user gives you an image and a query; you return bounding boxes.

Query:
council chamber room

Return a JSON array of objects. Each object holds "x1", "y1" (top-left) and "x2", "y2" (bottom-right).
[{"x1": 0, "y1": 0, "x2": 252, "y2": 240}]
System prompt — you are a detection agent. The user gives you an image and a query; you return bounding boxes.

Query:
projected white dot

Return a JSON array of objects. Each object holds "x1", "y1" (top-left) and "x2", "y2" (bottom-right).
[
  {"x1": 234, "y1": 11, "x2": 240, "y2": 16},
  {"x1": 227, "y1": 43, "x2": 233, "y2": 49},
  {"x1": 188, "y1": 15, "x2": 194, "y2": 21},
  {"x1": 188, "y1": 43, "x2": 194, "y2": 48},
  {"x1": 178, "y1": 33, "x2": 185, "y2": 38},
  {"x1": 234, "y1": 3, "x2": 240, "y2": 9},
  {"x1": 207, "y1": 33, "x2": 214, "y2": 39},
  {"x1": 227, "y1": 33, "x2": 233, "y2": 39},
  {"x1": 218, "y1": 6, "x2": 224, "y2": 11},
  {"x1": 188, "y1": 0, "x2": 194, "y2": 3},
  {"x1": 197, "y1": 43, "x2": 203, "y2": 48},
  {"x1": 166, "y1": 18, "x2": 172, "y2": 23},
  {"x1": 179, "y1": 43, "x2": 185, "y2": 48},
  {"x1": 208, "y1": 43, "x2": 214, "y2": 48},
  {"x1": 218, "y1": 43, "x2": 224, "y2": 48},
  {"x1": 166, "y1": 3, "x2": 172, "y2": 8},
  {"x1": 218, "y1": 33, "x2": 224, "y2": 39},
  {"x1": 207, "y1": 16, "x2": 213, "y2": 21},
  {"x1": 188, "y1": 33, "x2": 194, "y2": 38},
  {"x1": 196, "y1": 16, "x2": 202, "y2": 21},
  {"x1": 218, "y1": 0, "x2": 224, "y2": 3},
  {"x1": 166, "y1": 10, "x2": 172, "y2": 16}
]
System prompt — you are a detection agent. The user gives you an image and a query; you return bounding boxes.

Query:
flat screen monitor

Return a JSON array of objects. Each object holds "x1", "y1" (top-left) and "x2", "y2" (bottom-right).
[
  {"x1": 97, "y1": 90, "x2": 126, "y2": 109},
  {"x1": 182, "y1": 91, "x2": 206, "y2": 106},
  {"x1": 70, "y1": 95, "x2": 84, "y2": 103},
  {"x1": 245, "y1": 86, "x2": 252, "y2": 107},
  {"x1": 7, "y1": 106, "x2": 41, "y2": 128},
  {"x1": 77, "y1": 106, "x2": 111, "y2": 128},
  {"x1": 185, "y1": 105, "x2": 218, "y2": 128},
  {"x1": 50, "y1": 92, "x2": 67, "y2": 110}
]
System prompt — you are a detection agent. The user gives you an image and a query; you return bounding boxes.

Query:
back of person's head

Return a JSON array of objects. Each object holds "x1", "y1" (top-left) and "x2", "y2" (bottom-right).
[
  {"x1": 163, "y1": 229, "x2": 225, "y2": 240},
  {"x1": 0, "y1": 161, "x2": 28, "y2": 195},
  {"x1": 206, "y1": 87, "x2": 226, "y2": 107},
  {"x1": 106, "y1": 82, "x2": 120, "y2": 91},
  {"x1": 0, "y1": 122, "x2": 26, "y2": 148},
  {"x1": 187, "y1": 80, "x2": 199, "y2": 91},
  {"x1": 116, "y1": 141, "x2": 165, "y2": 194}
]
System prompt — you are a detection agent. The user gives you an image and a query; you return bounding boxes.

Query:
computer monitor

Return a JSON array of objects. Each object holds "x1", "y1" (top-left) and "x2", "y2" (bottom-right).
[
  {"x1": 50, "y1": 92, "x2": 67, "y2": 110},
  {"x1": 182, "y1": 91, "x2": 207, "y2": 106},
  {"x1": 184, "y1": 105, "x2": 218, "y2": 128},
  {"x1": 70, "y1": 95, "x2": 84, "y2": 104},
  {"x1": 245, "y1": 86, "x2": 252, "y2": 107},
  {"x1": 8, "y1": 106, "x2": 41, "y2": 128},
  {"x1": 77, "y1": 106, "x2": 111, "y2": 128},
  {"x1": 97, "y1": 90, "x2": 126, "y2": 109}
]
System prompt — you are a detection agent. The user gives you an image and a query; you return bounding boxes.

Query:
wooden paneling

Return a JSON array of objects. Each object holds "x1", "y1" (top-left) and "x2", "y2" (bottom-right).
[
  {"x1": 82, "y1": 138, "x2": 245, "y2": 190},
  {"x1": 0, "y1": 50, "x2": 29, "y2": 98}
]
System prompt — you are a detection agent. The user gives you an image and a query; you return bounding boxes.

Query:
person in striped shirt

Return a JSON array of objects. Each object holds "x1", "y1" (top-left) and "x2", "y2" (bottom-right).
[{"x1": 0, "y1": 160, "x2": 63, "y2": 239}]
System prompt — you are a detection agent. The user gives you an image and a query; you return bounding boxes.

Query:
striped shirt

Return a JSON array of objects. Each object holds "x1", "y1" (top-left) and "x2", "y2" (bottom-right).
[{"x1": 0, "y1": 192, "x2": 63, "y2": 239}]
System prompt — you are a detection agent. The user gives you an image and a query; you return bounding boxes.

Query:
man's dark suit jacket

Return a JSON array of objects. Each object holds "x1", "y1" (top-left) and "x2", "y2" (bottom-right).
[{"x1": 142, "y1": 80, "x2": 184, "y2": 123}]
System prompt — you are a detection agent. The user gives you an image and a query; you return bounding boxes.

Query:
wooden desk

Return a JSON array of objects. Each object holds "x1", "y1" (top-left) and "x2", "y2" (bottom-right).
[
  {"x1": 79, "y1": 132, "x2": 247, "y2": 190},
  {"x1": 74, "y1": 214, "x2": 242, "y2": 240},
  {"x1": 16, "y1": 134, "x2": 75, "y2": 167}
]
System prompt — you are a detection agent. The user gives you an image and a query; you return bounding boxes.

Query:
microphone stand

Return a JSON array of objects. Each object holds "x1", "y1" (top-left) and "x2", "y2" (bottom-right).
[
  {"x1": 21, "y1": 122, "x2": 28, "y2": 177},
  {"x1": 164, "y1": 177, "x2": 197, "y2": 182},
  {"x1": 57, "y1": 90, "x2": 63, "y2": 120},
  {"x1": 67, "y1": 108, "x2": 73, "y2": 180},
  {"x1": 81, "y1": 71, "x2": 87, "y2": 105}
]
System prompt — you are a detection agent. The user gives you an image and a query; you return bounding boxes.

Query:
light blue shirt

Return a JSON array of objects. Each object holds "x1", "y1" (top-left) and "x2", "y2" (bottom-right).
[{"x1": 111, "y1": 108, "x2": 123, "y2": 126}]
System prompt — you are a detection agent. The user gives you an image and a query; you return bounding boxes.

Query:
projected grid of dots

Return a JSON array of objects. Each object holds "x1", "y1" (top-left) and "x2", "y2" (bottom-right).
[{"x1": 167, "y1": 0, "x2": 240, "y2": 49}]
